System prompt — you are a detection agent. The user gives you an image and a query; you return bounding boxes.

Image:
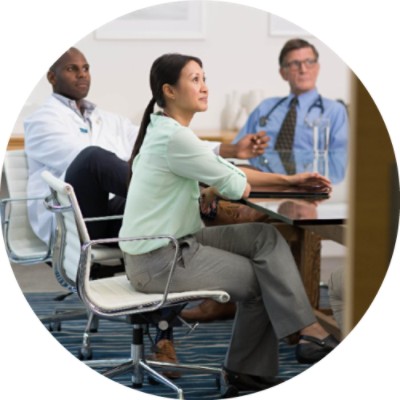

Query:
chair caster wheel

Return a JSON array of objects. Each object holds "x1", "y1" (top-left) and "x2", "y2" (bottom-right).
[
  {"x1": 78, "y1": 348, "x2": 93, "y2": 360},
  {"x1": 49, "y1": 321, "x2": 62, "y2": 332}
]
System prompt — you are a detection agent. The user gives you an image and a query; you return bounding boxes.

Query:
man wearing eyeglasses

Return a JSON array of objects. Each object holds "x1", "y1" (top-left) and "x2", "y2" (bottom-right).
[{"x1": 233, "y1": 38, "x2": 348, "y2": 172}]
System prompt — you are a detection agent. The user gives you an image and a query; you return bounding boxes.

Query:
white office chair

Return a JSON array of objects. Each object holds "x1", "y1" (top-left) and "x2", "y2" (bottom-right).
[
  {"x1": 0, "y1": 150, "x2": 91, "y2": 330},
  {"x1": 0, "y1": 150, "x2": 123, "y2": 357},
  {"x1": 1, "y1": 150, "x2": 52, "y2": 264},
  {"x1": 41, "y1": 170, "x2": 231, "y2": 399}
]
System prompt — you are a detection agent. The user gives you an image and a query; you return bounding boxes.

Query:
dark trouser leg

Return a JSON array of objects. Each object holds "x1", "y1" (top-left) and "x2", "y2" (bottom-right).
[{"x1": 64, "y1": 146, "x2": 129, "y2": 239}]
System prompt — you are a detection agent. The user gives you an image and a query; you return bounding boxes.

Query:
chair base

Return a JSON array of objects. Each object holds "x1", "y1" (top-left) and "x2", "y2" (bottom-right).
[
  {"x1": 84, "y1": 324, "x2": 222, "y2": 400},
  {"x1": 85, "y1": 358, "x2": 222, "y2": 400}
]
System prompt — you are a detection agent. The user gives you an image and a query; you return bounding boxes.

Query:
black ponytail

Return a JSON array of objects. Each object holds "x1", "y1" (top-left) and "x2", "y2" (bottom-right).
[{"x1": 127, "y1": 97, "x2": 156, "y2": 184}]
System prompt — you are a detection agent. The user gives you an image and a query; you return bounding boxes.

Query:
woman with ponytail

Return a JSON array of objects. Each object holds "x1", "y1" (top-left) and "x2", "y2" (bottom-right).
[{"x1": 119, "y1": 53, "x2": 338, "y2": 396}]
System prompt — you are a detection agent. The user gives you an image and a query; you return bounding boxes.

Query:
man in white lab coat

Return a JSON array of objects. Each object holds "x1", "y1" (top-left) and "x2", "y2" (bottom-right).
[{"x1": 24, "y1": 49, "x2": 137, "y2": 244}]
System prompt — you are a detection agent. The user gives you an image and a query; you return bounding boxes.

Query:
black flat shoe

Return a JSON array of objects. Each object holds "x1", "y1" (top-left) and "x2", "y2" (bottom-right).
[
  {"x1": 218, "y1": 367, "x2": 284, "y2": 397},
  {"x1": 296, "y1": 334, "x2": 339, "y2": 364}
]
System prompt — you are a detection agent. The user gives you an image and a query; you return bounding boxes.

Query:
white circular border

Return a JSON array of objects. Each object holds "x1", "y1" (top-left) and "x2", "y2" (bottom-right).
[{"x1": 1, "y1": 1, "x2": 399, "y2": 399}]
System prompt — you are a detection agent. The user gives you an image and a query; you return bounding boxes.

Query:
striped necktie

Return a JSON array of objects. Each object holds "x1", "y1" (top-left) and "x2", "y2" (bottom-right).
[{"x1": 275, "y1": 97, "x2": 298, "y2": 174}]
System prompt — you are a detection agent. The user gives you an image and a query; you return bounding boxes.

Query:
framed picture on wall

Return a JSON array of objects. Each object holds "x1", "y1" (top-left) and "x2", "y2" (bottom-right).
[
  {"x1": 268, "y1": 14, "x2": 312, "y2": 37},
  {"x1": 95, "y1": 2, "x2": 205, "y2": 40}
]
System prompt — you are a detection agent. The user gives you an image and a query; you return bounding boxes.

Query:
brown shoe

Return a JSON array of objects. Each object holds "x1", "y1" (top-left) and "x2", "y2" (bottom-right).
[
  {"x1": 180, "y1": 299, "x2": 236, "y2": 322},
  {"x1": 151, "y1": 339, "x2": 181, "y2": 379}
]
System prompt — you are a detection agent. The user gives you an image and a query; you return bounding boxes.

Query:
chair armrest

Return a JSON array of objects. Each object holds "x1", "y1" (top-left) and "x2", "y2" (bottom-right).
[
  {"x1": 1, "y1": 195, "x2": 46, "y2": 224},
  {"x1": 79, "y1": 235, "x2": 180, "y2": 313},
  {"x1": 1, "y1": 195, "x2": 44, "y2": 226},
  {"x1": 0, "y1": 195, "x2": 53, "y2": 264},
  {"x1": 1, "y1": 195, "x2": 46, "y2": 220},
  {"x1": 44, "y1": 194, "x2": 122, "y2": 223},
  {"x1": 83, "y1": 215, "x2": 124, "y2": 223},
  {"x1": 1, "y1": 195, "x2": 46, "y2": 204}
]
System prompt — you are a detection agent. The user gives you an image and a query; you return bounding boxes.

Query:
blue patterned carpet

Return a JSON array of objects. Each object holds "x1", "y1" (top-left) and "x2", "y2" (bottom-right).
[{"x1": 25, "y1": 292, "x2": 317, "y2": 399}]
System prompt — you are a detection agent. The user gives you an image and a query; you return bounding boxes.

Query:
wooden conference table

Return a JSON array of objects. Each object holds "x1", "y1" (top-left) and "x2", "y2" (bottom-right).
[
  {"x1": 246, "y1": 186, "x2": 346, "y2": 292},
  {"x1": 243, "y1": 185, "x2": 346, "y2": 338}
]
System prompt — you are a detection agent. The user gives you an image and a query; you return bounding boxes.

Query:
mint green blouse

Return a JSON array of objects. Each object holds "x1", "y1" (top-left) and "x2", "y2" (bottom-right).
[{"x1": 119, "y1": 113, "x2": 247, "y2": 255}]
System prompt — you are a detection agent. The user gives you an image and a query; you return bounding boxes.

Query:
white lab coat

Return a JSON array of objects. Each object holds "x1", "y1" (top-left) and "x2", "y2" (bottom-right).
[{"x1": 24, "y1": 95, "x2": 138, "y2": 244}]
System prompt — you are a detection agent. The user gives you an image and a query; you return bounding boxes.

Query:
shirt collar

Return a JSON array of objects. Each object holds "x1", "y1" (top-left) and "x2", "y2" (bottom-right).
[
  {"x1": 150, "y1": 111, "x2": 181, "y2": 127},
  {"x1": 290, "y1": 88, "x2": 319, "y2": 109},
  {"x1": 52, "y1": 93, "x2": 96, "y2": 116}
]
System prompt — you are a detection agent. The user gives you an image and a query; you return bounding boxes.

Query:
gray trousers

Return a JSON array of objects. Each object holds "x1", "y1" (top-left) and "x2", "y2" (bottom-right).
[{"x1": 124, "y1": 222, "x2": 316, "y2": 377}]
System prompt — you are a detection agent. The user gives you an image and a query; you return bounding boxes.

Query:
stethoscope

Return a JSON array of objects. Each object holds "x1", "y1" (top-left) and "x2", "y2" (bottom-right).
[
  {"x1": 257, "y1": 94, "x2": 328, "y2": 167},
  {"x1": 258, "y1": 95, "x2": 325, "y2": 128}
]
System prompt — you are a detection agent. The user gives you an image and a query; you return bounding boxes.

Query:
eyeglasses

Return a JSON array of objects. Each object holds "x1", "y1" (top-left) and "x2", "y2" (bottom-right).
[{"x1": 283, "y1": 58, "x2": 318, "y2": 71}]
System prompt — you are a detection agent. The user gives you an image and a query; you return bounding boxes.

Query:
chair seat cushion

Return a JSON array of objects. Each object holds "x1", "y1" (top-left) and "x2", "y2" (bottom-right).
[{"x1": 86, "y1": 275, "x2": 230, "y2": 314}]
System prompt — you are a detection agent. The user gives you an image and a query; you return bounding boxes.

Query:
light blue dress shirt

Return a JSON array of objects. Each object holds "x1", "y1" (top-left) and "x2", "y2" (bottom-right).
[{"x1": 233, "y1": 89, "x2": 348, "y2": 182}]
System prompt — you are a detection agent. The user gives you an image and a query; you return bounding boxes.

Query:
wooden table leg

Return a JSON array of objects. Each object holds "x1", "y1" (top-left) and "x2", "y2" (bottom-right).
[{"x1": 290, "y1": 228, "x2": 322, "y2": 308}]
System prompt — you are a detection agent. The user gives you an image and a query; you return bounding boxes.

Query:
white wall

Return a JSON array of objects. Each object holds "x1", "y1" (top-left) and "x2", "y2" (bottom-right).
[{"x1": 12, "y1": 1, "x2": 351, "y2": 134}]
